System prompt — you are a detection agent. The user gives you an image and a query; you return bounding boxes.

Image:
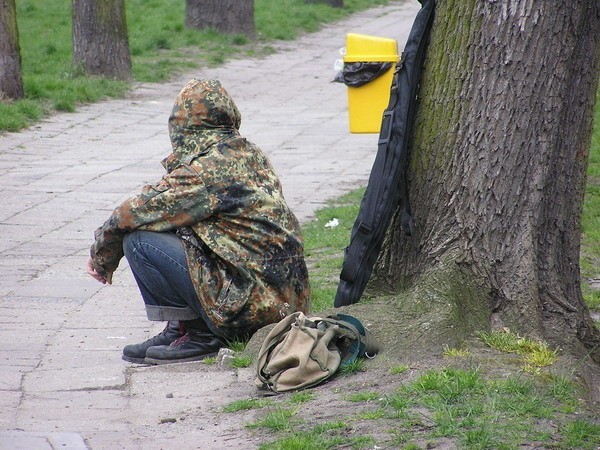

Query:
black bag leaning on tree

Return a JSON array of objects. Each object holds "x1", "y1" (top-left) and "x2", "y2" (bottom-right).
[{"x1": 334, "y1": 0, "x2": 436, "y2": 308}]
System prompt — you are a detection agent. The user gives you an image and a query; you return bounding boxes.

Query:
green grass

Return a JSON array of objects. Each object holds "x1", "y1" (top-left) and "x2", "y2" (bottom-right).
[
  {"x1": 260, "y1": 428, "x2": 374, "y2": 449},
  {"x1": 223, "y1": 338, "x2": 253, "y2": 368},
  {"x1": 582, "y1": 90, "x2": 600, "y2": 315},
  {"x1": 389, "y1": 368, "x2": 595, "y2": 448},
  {"x1": 247, "y1": 407, "x2": 298, "y2": 431},
  {"x1": 223, "y1": 397, "x2": 273, "y2": 413},
  {"x1": 382, "y1": 392, "x2": 412, "y2": 418},
  {"x1": 562, "y1": 420, "x2": 600, "y2": 449},
  {"x1": 226, "y1": 339, "x2": 248, "y2": 353},
  {"x1": 411, "y1": 367, "x2": 483, "y2": 402},
  {"x1": 255, "y1": 0, "x2": 388, "y2": 40},
  {"x1": 202, "y1": 356, "x2": 217, "y2": 365},
  {"x1": 289, "y1": 391, "x2": 315, "y2": 404},
  {"x1": 345, "y1": 391, "x2": 380, "y2": 402},
  {"x1": 338, "y1": 357, "x2": 366, "y2": 375},
  {"x1": 241, "y1": 365, "x2": 599, "y2": 449},
  {"x1": 390, "y1": 364, "x2": 410, "y2": 375},
  {"x1": 443, "y1": 345, "x2": 471, "y2": 358},
  {"x1": 258, "y1": 421, "x2": 354, "y2": 450},
  {"x1": 356, "y1": 408, "x2": 387, "y2": 420},
  {"x1": 477, "y1": 330, "x2": 559, "y2": 371},
  {"x1": 231, "y1": 355, "x2": 253, "y2": 368},
  {"x1": 303, "y1": 188, "x2": 366, "y2": 311},
  {"x1": 4, "y1": 0, "x2": 392, "y2": 132}
]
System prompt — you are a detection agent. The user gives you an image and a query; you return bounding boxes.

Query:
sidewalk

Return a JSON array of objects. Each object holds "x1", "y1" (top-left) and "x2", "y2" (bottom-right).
[{"x1": 0, "y1": 2, "x2": 419, "y2": 448}]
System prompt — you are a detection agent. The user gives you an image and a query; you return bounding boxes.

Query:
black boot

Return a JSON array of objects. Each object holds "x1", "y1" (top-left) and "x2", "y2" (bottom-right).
[
  {"x1": 144, "y1": 319, "x2": 224, "y2": 365},
  {"x1": 122, "y1": 321, "x2": 184, "y2": 363}
]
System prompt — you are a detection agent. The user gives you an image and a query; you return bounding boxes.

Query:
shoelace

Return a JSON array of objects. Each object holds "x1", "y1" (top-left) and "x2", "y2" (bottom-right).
[{"x1": 170, "y1": 333, "x2": 190, "y2": 347}]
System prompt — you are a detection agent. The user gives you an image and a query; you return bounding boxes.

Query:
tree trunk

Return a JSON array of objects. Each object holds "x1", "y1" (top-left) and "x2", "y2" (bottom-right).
[
  {"x1": 0, "y1": 0, "x2": 24, "y2": 100},
  {"x1": 185, "y1": 0, "x2": 255, "y2": 37},
  {"x1": 72, "y1": 0, "x2": 131, "y2": 80},
  {"x1": 305, "y1": 0, "x2": 344, "y2": 8},
  {"x1": 370, "y1": 0, "x2": 600, "y2": 384}
]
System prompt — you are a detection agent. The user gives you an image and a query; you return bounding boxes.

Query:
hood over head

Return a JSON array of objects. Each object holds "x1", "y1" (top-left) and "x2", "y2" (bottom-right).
[{"x1": 164, "y1": 79, "x2": 242, "y2": 170}]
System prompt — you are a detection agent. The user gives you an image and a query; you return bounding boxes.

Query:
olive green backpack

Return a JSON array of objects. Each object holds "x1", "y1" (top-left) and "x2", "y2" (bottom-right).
[{"x1": 255, "y1": 312, "x2": 379, "y2": 394}]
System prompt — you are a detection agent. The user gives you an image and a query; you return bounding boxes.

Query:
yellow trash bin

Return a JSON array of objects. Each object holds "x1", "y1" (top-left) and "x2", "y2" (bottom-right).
[{"x1": 343, "y1": 33, "x2": 399, "y2": 134}]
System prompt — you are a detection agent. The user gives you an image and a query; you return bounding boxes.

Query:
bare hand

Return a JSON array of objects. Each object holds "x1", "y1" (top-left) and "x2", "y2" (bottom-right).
[{"x1": 87, "y1": 258, "x2": 113, "y2": 285}]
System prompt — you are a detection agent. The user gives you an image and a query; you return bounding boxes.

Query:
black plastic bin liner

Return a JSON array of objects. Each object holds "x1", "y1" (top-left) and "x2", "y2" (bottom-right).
[{"x1": 333, "y1": 62, "x2": 393, "y2": 87}]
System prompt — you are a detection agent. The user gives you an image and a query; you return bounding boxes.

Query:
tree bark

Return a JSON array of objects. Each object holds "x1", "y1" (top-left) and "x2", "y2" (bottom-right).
[
  {"x1": 72, "y1": 0, "x2": 131, "y2": 80},
  {"x1": 0, "y1": 0, "x2": 24, "y2": 100},
  {"x1": 185, "y1": 0, "x2": 255, "y2": 37},
  {"x1": 371, "y1": 1, "x2": 600, "y2": 369}
]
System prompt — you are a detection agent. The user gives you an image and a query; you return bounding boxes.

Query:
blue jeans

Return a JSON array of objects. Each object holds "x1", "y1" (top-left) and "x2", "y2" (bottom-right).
[{"x1": 123, "y1": 230, "x2": 203, "y2": 322}]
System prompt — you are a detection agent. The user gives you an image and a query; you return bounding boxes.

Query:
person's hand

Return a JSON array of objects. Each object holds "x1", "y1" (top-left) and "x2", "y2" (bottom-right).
[{"x1": 87, "y1": 258, "x2": 113, "y2": 284}]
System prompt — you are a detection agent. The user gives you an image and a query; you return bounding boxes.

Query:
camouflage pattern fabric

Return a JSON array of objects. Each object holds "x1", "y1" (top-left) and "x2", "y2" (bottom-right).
[{"x1": 90, "y1": 79, "x2": 311, "y2": 337}]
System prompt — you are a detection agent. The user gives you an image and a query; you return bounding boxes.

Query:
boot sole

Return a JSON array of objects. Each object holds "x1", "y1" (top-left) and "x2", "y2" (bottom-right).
[
  {"x1": 122, "y1": 354, "x2": 152, "y2": 364},
  {"x1": 144, "y1": 351, "x2": 219, "y2": 365}
]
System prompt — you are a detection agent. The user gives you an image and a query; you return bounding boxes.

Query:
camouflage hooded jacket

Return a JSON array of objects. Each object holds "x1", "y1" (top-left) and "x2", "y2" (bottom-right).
[{"x1": 90, "y1": 79, "x2": 310, "y2": 337}]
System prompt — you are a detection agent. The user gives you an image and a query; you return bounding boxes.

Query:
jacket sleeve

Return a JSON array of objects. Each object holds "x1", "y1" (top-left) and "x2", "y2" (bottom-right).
[{"x1": 90, "y1": 164, "x2": 214, "y2": 272}]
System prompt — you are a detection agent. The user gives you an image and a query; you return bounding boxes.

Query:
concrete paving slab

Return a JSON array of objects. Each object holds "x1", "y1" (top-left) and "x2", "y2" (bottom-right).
[
  {"x1": 0, "y1": 368, "x2": 27, "y2": 391},
  {"x1": 23, "y1": 364, "x2": 125, "y2": 393},
  {"x1": 48, "y1": 327, "x2": 131, "y2": 353},
  {"x1": 17, "y1": 391, "x2": 129, "y2": 430},
  {"x1": 0, "y1": 391, "x2": 21, "y2": 428},
  {"x1": 0, "y1": 433, "x2": 54, "y2": 450},
  {"x1": 0, "y1": 351, "x2": 42, "y2": 367},
  {"x1": 9, "y1": 279, "x2": 96, "y2": 299},
  {"x1": 35, "y1": 349, "x2": 123, "y2": 371}
]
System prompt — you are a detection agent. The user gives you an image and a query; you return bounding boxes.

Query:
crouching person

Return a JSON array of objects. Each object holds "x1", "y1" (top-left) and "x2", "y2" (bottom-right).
[{"x1": 87, "y1": 79, "x2": 310, "y2": 365}]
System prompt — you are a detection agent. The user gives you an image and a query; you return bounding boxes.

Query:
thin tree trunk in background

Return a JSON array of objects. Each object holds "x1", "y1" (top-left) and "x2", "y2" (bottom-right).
[
  {"x1": 185, "y1": 0, "x2": 255, "y2": 37},
  {"x1": 372, "y1": 0, "x2": 600, "y2": 368},
  {"x1": 72, "y1": 0, "x2": 131, "y2": 80},
  {"x1": 0, "y1": 0, "x2": 24, "y2": 100}
]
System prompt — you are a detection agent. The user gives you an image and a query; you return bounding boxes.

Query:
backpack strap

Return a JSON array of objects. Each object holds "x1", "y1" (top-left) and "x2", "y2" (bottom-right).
[
  {"x1": 323, "y1": 314, "x2": 380, "y2": 367},
  {"x1": 336, "y1": 313, "x2": 380, "y2": 357}
]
